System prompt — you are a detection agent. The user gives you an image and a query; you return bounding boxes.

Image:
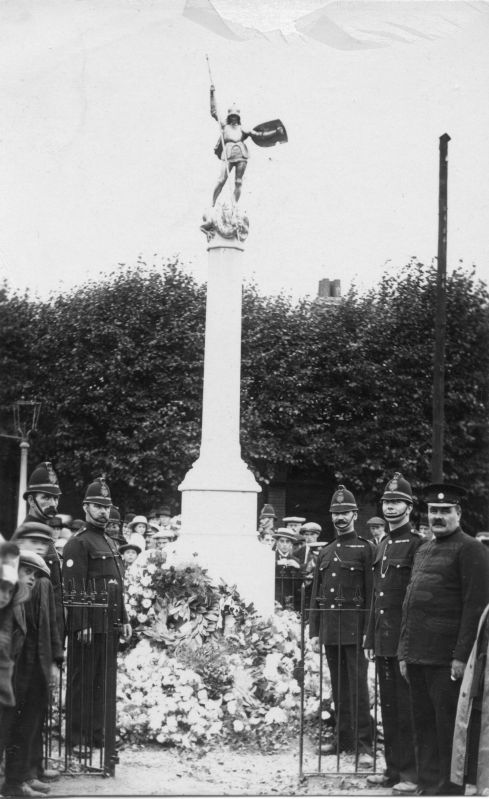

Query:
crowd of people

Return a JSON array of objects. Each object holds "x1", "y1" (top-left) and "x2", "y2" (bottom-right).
[
  {"x1": 1, "y1": 461, "x2": 489, "y2": 796},
  {"x1": 259, "y1": 474, "x2": 489, "y2": 795},
  {"x1": 0, "y1": 462, "x2": 179, "y2": 797}
]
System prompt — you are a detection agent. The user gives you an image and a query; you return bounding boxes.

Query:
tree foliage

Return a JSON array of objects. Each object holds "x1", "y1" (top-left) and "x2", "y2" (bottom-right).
[{"x1": 0, "y1": 259, "x2": 487, "y2": 528}]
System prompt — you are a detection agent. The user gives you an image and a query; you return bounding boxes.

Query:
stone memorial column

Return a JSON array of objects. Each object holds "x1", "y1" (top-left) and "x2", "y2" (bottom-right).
[{"x1": 178, "y1": 206, "x2": 274, "y2": 616}]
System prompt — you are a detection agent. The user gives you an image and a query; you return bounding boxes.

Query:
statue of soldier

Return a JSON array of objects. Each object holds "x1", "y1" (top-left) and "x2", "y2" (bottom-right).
[{"x1": 210, "y1": 85, "x2": 287, "y2": 206}]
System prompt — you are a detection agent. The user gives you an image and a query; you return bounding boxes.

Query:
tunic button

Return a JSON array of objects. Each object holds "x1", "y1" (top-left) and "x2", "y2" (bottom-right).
[
  {"x1": 379, "y1": 592, "x2": 384, "y2": 597},
  {"x1": 332, "y1": 573, "x2": 336, "y2": 577},
  {"x1": 350, "y1": 567, "x2": 354, "y2": 571},
  {"x1": 102, "y1": 556, "x2": 106, "y2": 560},
  {"x1": 396, "y1": 564, "x2": 400, "y2": 568},
  {"x1": 382, "y1": 556, "x2": 386, "y2": 561},
  {"x1": 336, "y1": 543, "x2": 340, "y2": 548},
  {"x1": 380, "y1": 609, "x2": 384, "y2": 614},
  {"x1": 330, "y1": 588, "x2": 335, "y2": 592},
  {"x1": 330, "y1": 604, "x2": 335, "y2": 608}
]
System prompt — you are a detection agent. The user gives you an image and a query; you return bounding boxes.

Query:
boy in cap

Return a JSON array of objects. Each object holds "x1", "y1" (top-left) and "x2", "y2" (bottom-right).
[
  {"x1": 399, "y1": 483, "x2": 489, "y2": 796},
  {"x1": 364, "y1": 473, "x2": 421, "y2": 793},
  {"x1": 295, "y1": 523, "x2": 324, "y2": 607},
  {"x1": 2, "y1": 549, "x2": 63, "y2": 798},
  {"x1": 62, "y1": 478, "x2": 131, "y2": 749},
  {"x1": 0, "y1": 543, "x2": 29, "y2": 719},
  {"x1": 309, "y1": 485, "x2": 373, "y2": 767},
  {"x1": 273, "y1": 529, "x2": 301, "y2": 610},
  {"x1": 365, "y1": 517, "x2": 387, "y2": 546},
  {"x1": 119, "y1": 541, "x2": 142, "y2": 570}
]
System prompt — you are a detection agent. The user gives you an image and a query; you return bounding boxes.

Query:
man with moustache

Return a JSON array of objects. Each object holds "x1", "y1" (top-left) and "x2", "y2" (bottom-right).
[
  {"x1": 309, "y1": 486, "x2": 373, "y2": 766},
  {"x1": 398, "y1": 484, "x2": 489, "y2": 796},
  {"x1": 364, "y1": 473, "x2": 422, "y2": 794},
  {"x1": 62, "y1": 477, "x2": 131, "y2": 749},
  {"x1": 18, "y1": 463, "x2": 64, "y2": 640}
]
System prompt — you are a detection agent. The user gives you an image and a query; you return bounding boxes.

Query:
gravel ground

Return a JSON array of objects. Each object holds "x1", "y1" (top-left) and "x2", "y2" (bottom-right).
[{"x1": 45, "y1": 742, "x2": 390, "y2": 797}]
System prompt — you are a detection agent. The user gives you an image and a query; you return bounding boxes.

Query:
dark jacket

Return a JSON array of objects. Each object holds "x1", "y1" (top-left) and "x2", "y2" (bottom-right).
[
  {"x1": 364, "y1": 522, "x2": 422, "y2": 656},
  {"x1": 309, "y1": 531, "x2": 373, "y2": 644},
  {"x1": 62, "y1": 522, "x2": 128, "y2": 633},
  {"x1": 0, "y1": 583, "x2": 29, "y2": 707},
  {"x1": 14, "y1": 576, "x2": 63, "y2": 704},
  {"x1": 398, "y1": 527, "x2": 489, "y2": 665},
  {"x1": 17, "y1": 513, "x2": 65, "y2": 641}
]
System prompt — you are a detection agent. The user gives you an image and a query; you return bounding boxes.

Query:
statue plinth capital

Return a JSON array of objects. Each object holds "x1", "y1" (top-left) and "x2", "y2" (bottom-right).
[{"x1": 200, "y1": 203, "x2": 249, "y2": 250}]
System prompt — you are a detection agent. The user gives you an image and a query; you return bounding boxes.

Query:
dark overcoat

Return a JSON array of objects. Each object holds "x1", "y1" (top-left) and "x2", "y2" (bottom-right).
[{"x1": 398, "y1": 527, "x2": 489, "y2": 665}]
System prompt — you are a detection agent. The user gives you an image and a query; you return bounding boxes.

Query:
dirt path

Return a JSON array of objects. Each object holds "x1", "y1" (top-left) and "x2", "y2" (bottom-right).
[{"x1": 47, "y1": 743, "x2": 390, "y2": 796}]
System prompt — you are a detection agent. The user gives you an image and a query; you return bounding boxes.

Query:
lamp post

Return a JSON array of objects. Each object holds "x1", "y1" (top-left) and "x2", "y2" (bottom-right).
[{"x1": 13, "y1": 399, "x2": 41, "y2": 526}]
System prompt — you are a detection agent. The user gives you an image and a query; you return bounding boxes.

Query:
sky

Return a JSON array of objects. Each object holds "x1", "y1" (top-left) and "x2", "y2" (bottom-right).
[{"x1": 1, "y1": 0, "x2": 488, "y2": 301}]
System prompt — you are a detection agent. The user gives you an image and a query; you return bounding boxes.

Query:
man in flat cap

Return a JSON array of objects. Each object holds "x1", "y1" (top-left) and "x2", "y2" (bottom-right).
[
  {"x1": 398, "y1": 483, "x2": 489, "y2": 796},
  {"x1": 366, "y1": 517, "x2": 387, "y2": 547},
  {"x1": 62, "y1": 478, "x2": 131, "y2": 749},
  {"x1": 364, "y1": 473, "x2": 422, "y2": 794},
  {"x1": 309, "y1": 485, "x2": 373, "y2": 766}
]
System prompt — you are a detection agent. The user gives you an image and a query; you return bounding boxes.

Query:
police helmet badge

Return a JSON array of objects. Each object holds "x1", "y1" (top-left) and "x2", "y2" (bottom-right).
[
  {"x1": 100, "y1": 482, "x2": 110, "y2": 498},
  {"x1": 46, "y1": 463, "x2": 58, "y2": 485},
  {"x1": 388, "y1": 478, "x2": 399, "y2": 491},
  {"x1": 336, "y1": 491, "x2": 345, "y2": 503}
]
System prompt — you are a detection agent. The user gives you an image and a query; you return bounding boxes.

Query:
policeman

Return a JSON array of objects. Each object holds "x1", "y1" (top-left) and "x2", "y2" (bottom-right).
[
  {"x1": 62, "y1": 477, "x2": 131, "y2": 749},
  {"x1": 18, "y1": 462, "x2": 64, "y2": 640},
  {"x1": 364, "y1": 473, "x2": 422, "y2": 794},
  {"x1": 398, "y1": 483, "x2": 489, "y2": 796},
  {"x1": 309, "y1": 485, "x2": 373, "y2": 766}
]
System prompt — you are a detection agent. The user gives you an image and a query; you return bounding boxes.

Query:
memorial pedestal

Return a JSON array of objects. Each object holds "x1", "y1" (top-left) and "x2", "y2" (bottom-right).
[{"x1": 179, "y1": 206, "x2": 274, "y2": 617}]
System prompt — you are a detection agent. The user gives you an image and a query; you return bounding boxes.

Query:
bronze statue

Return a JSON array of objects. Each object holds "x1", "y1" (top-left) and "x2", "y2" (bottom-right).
[{"x1": 207, "y1": 58, "x2": 287, "y2": 207}]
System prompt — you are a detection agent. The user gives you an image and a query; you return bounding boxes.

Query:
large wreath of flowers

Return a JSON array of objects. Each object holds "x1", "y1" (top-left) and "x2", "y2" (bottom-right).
[{"x1": 118, "y1": 553, "x2": 330, "y2": 750}]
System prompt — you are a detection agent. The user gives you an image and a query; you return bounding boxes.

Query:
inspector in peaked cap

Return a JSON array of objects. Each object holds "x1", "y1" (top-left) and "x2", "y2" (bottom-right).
[
  {"x1": 83, "y1": 477, "x2": 112, "y2": 507},
  {"x1": 23, "y1": 461, "x2": 62, "y2": 499},
  {"x1": 423, "y1": 483, "x2": 467, "y2": 506},
  {"x1": 381, "y1": 472, "x2": 413, "y2": 503},
  {"x1": 329, "y1": 485, "x2": 358, "y2": 512}
]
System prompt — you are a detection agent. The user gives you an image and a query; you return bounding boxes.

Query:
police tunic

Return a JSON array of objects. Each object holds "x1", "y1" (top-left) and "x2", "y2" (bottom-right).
[
  {"x1": 309, "y1": 532, "x2": 373, "y2": 645},
  {"x1": 398, "y1": 527, "x2": 489, "y2": 665},
  {"x1": 365, "y1": 522, "x2": 422, "y2": 656},
  {"x1": 62, "y1": 522, "x2": 127, "y2": 633}
]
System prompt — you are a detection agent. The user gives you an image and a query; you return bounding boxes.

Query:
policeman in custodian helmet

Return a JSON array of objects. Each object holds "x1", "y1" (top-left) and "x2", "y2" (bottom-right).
[{"x1": 62, "y1": 477, "x2": 131, "y2": 749}]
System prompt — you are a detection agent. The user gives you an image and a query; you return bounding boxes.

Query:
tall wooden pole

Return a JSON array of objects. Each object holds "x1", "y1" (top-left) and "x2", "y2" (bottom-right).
[{"x1": 432, "y1": 133, "x2": 450, "y2": 482}]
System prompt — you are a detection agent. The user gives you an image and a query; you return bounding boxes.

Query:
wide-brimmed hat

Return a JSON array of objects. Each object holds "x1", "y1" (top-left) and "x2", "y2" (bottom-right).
[
  {"x1": 128, "y1": 515, "x2": 149, "y2": 531},
  {"x1": 119, "y1": 542, "x2": 142, "y2": 556},
  {"x1": 273, "y1": 528, "x2": 302, "y2": 543}
]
